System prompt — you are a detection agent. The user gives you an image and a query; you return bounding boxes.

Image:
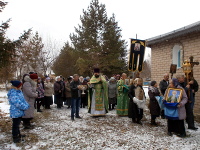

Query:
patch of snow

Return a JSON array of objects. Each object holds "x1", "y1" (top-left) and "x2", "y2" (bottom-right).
[
  {"x1": 0, "y1": 90, "x2": 9, "y2": 115},
  {"x1": 0, "y1": 90, "x2": 200, "y2": 149}
]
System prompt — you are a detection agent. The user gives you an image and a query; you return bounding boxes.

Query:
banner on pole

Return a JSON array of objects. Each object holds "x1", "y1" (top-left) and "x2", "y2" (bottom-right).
[{"x1": 128, "y1": 39, "x2": 146, "y2": 72}]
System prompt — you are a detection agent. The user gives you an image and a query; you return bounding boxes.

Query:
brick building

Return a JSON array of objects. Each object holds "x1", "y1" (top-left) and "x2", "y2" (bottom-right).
[{"x1": 146, "y1": 21, "x2": 200, "y2": 117}]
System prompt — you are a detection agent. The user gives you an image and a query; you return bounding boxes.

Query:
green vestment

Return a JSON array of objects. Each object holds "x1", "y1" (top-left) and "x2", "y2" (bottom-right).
[
  {"x1": 88, "y1": 75, "x2": 108, "y2": 115},
  {"x1": 116, "y1": 79, "x2": 129, "y2": 116}
]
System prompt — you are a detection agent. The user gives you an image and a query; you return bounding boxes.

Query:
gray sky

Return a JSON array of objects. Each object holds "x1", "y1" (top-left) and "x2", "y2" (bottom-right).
[{"x1": 1, "y1": 0, "x2": 200, "y2": 51}]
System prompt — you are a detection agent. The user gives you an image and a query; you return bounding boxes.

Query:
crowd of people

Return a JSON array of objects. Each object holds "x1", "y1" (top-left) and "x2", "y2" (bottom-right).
[{"x1": 7, "y1": 69, "x2": 199, "y2": 143}]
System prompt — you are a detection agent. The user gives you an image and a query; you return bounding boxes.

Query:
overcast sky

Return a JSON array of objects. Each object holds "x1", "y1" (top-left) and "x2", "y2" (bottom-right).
[{"x1": 1, "y1": 0, "x2": 200, "y2": 51}]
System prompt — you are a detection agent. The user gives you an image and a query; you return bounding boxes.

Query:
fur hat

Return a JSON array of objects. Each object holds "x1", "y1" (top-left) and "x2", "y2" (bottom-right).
[
  {"x1": 94, "y1": 68, "x2": 100, "y2": 73},
  {"x1": 30, "y1": 73, "x2": 38, "y2": 79},
  {"x1": 10, "y1": 80, "x2": 22, "y2": 88}
]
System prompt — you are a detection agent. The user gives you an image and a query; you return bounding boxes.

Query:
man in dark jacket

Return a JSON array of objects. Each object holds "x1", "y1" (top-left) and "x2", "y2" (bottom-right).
[
  {"x1": 159, "y1": 73, "x2": 169, "y2": 95},
  {"x1": 70, "y1": 74, "x2": 82, "y2": 121},
  {"x1": 54, "y1": 76, "x2": 65, "y2": 109},
  {"x1": 189, "y1": 77, "x2": 199, "y2": 110},
  {"x1": 159, "y1": 73, "x2": 169, "y2": 119},
  {"x1": 177, "y1": 75, "x2": 198, "y2": 130}
]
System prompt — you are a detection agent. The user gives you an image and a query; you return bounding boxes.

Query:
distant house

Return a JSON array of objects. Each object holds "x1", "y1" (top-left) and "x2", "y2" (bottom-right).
[{"x1": 146, "y1": 21, "x2": 200, "y2": 118}]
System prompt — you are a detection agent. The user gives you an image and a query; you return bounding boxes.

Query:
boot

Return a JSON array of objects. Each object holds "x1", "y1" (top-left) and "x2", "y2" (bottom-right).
[
  {"x1": 109, "y1": 104, "x2": 112, "y2": 111},
  {"x1": 151, "y1": 119, "x2": 157, "y2": 126},
  {"x1": 19, "y1": 134, "x2": 26, "y2": 141},
  {"x1": 13, "y1": 136, "x2": 21, "y2": 143},
  {"x1": 112, "y1": 104, "x2": 115, "y2": 110},
  {"x1": 136, "y1": 119, "x2": 142, "y2": 125},
  {"x1": 23, "y1": 119, "x2": 34, "y2": 129},
  {"x1": 132, "y1": 118, "x2": 136, "y2": 123},
  {"x1": 37, "y1": 109, "x2": 42, "y2": 112}
]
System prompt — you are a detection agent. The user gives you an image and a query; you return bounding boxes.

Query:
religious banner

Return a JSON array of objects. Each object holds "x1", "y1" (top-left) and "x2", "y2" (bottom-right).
[{"x1": 128, "y1": 39, "x2": 146, "y2": 72}]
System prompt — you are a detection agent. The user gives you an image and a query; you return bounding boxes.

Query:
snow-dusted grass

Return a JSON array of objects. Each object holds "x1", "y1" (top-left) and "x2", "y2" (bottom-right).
[{"x1": 0, "y1": 90, "x2": 200, "y2": 150}]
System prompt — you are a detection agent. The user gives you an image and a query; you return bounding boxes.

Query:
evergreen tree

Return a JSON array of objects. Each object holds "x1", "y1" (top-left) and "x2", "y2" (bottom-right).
[
  {"x1": 70, "y1": 0, "x2": 127, "y2": 76},
  {"x1": 100, "y1": 14, "x2": 127, "y2": 75},
  {"x1": 52, "y1": 42, "x2": 78, "y2": 77},
  {"x1": 0, "y1": 1, "x2": 31, "y2": 68}
]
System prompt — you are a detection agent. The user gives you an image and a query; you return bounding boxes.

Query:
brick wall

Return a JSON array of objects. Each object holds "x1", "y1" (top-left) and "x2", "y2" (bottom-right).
[{"x1": 150, "y1": 31, "x2": 200, "y2": 117}]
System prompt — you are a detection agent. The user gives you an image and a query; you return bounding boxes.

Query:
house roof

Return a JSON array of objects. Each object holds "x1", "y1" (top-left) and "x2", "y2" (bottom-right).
[{"x1": 146, "y1": 21, "x2": 200, "y2": 47}]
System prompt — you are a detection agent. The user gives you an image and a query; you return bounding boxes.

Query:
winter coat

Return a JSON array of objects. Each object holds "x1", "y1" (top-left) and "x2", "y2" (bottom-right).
[
  {"x1": 70, "y1": 80, "x2": 81, "y2": 98},
  {"x1": 108, "y1": 81, "x2": 117, "y2": 98},
  {"x1": 65, "y1": 81, "x2": 71, "y2": 98},
  {"x1": 44, "y1": 82, "x2": 53, "y2": 97},
  {"x1": 159, "y1": 79, "x2": 169, "y2": 95},
  {"x1": 36, "y1": 83, "x2": 45, "y2": 98},
  {"x1": 7, "y1": 88, "x2": 29, "y2": 118},
  {"x1": 164, "y1": 85, "x2": 187, "y2": 120},
  {"x1": 148, "y1": 86, "x2": 160, "y2": 116},
  {"x1": 54, "y1": 81, "x2": 65, "y2": 97},
  {"x1": 133, "y1": 85, "x2": 146, "y2": 109},
  {"x1": 22, "y1": 76, "x2": 38, "y2": 118}
]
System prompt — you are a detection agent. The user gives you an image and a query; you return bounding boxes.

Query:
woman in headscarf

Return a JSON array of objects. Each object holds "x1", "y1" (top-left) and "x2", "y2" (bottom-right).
[
  {"x1": 44, "y1": 77, "x2": 54, "y2": 109},
  {"x1": 129, "y1": 78, "x2": 146, "y2": 124},
  {"x1": 164, "y1": 78, "x2": 187, "y2": 137},
  {"x1": 108, "y1": 77, "x2": 117, "y2": 110},
  {"x1": 22, "y1": 73, "x2": 38, "y2": 129},
  {"x1": 148, "y1": 81, "x2": 160, "y2": 126}
]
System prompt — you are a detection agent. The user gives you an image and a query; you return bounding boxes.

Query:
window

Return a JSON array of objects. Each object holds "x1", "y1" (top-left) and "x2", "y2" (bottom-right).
[
  {"x1": 172, "y1": 45, "x2": 183, "y2": 68},
  {"x1": 178, "y1": 50, "x2": 181, "y2": 67}
]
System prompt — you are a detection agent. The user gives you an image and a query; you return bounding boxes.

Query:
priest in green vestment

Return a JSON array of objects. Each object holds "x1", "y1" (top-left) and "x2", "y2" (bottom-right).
[
  {"x1": 116, "y1": 73, "x2": 129, "y2": 116},
  {"x1": 88, "y1": 68, "x2": 108, "y2": 116}
]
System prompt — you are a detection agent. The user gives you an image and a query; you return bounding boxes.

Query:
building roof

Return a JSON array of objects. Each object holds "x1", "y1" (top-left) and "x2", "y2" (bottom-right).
[{"x1": 146, "y1": 21, "x2": 200, "y2": 47}]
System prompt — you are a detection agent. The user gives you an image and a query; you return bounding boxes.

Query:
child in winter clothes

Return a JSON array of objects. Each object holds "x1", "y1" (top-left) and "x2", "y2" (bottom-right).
[{"x1": 7, "y1": 80, "x2": 29, "y2": 143}]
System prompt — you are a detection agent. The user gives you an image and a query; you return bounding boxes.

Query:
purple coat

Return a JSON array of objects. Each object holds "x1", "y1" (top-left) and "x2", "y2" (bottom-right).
[{"x1": 177, "y1": 85, "x2": 188, "y2": 120}]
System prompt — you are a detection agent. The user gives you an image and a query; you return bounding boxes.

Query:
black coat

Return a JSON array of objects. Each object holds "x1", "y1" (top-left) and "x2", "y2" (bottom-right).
[
  {"x1": 159, "y1": 80, "x2": 169, "y2": 95},
  {"x1": 54, "y1": 81, "x2": 65, "y2": 96},
  {"x1": 70, "y1": 80, "x2": 81, "y2": 98},
  {"x1": 148, "y1": 88, "x2": 160, "y2": 116},
  {"x1": 128, "y1": 85, "x2": 135, "y2": 118},
  {"x1": 128, "y1": 85, "x2": 144, "y2": 120}
]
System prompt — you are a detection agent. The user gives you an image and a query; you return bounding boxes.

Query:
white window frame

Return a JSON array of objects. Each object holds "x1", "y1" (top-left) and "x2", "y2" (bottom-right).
[{"x1": 172, "y1": 45, "x2": 183, "y2": 69}]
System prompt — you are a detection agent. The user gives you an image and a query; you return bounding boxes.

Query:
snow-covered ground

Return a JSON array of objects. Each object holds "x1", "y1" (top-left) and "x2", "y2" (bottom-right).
[
  {"x1": 0, "y1": 90, "x2": 9, "y2": 115},
  {"x1": 0, "y1": 90, "x2": 200, "y2": 150}
]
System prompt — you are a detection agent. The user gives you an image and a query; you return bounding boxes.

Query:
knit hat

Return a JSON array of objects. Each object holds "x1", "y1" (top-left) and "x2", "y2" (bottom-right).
[
  {"x1": 110, "y1": 77, "x2": 115, "y2": 80},
  {"x1": 150, "y1": 81, "x2": 157, "y2": 86},
  {"x1": 10, "y1": 80, "x2": 22, "y2": 88},
  {"x1": 46, "y1": 77, "x2": 50, "y2": 80},
  {"x1": 86, "y1": 76, "x2": 90, "y2": 80},
  {"x1": 30, "y1": 73, "x2": 38, "y2": 79}
]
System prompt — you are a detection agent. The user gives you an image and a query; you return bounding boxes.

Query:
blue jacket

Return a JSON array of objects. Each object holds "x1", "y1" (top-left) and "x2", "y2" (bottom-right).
[{"x1": 7, "y1": 88, "x2": 29, "y2": 118}]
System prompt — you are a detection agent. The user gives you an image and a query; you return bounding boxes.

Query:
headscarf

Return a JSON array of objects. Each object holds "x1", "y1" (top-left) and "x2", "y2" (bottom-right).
[
  {"x1": 172, "y1": 78, "x2": 180, "y2": 87},
  {"x1": 150, "y1": 81, "x2": 156, "y2": 86},
  {"x1": 148, "y1": 81, "x2": 158, "y2": 93}
]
